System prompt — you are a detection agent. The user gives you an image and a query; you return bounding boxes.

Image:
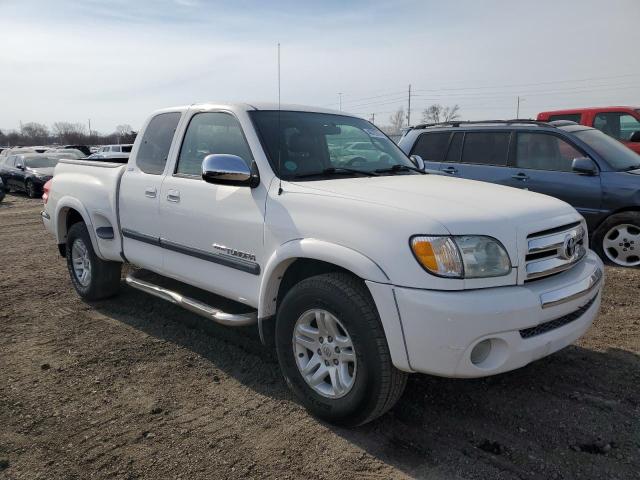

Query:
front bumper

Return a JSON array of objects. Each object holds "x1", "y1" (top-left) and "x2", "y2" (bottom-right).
[{"x1": 378, "y1": 250, "x2": 603, "y2": 378}]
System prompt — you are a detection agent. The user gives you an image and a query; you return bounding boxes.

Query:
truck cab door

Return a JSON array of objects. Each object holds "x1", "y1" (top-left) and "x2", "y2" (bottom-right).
[
  {"x1": 119, "y1": 112, "x2": 183, "y2": 272},
  {"x1": 159, "y1": 111, "x2": 266, "y2": 307},
  {"x1": 507, "y1": 132, "x2": 603, "y2": 230}
]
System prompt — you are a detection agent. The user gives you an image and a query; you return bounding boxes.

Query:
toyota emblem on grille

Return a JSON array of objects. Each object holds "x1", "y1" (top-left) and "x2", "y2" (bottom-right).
[{"x1": 562, "y1": 234, "x2": 577, "y2": 259}]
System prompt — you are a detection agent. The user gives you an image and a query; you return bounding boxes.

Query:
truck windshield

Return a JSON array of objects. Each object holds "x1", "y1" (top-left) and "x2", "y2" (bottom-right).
[
  {"x1": 250, "y1": 111, "x2": 415, "y2": 179},
  {"x1": 574, "y1": 129, "x2": 640, "y2": 171}
]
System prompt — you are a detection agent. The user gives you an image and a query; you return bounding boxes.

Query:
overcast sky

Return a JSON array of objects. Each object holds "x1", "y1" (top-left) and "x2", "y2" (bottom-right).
[{"x1": 1, "y1": 0, "x2": 639, "y2": 133}]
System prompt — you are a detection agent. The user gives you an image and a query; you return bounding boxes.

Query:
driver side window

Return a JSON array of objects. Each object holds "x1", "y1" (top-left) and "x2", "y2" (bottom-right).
[{"x1": 176, "y1": 112, "x2": 253, "y2": 177}]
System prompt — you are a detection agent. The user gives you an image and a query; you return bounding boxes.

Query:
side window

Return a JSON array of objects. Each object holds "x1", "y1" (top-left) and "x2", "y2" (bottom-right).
[
  {"x1": 445, "y1": 132, "x2": 463, "y2": 162},
  {"x1": 515, "y1": 133, "x2": 583, "y2": 172},
  {"x1": 594, "y1": 112, "x2": 640, "y2": 141},
  {"x1": 461, "y1": 132, "x2": 510, "y2": 166},
  {"x1": 410, "y1": 132, "x2": 451, "y2": 162},
  {"x1": 176, "y1": 112, "x2": 253, "y2": 177},
  {"x1": 137, "y1": 112, "x2": 182, "y2": 175},
  {"x1": 548, "y1": 113, "x2": 582, "y2": 123}
]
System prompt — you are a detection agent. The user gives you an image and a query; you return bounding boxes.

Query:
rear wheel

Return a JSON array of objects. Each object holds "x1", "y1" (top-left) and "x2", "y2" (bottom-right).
[
  {"x1": 66, "y1": 222, "x2": 122, "y2": 300},
  {"x1": 25, "y1": 179, "x2": 37, "y2": 198},
  {"x1": 276, "y1": 272, "x2": 407, "y2": 426},
  {"x1": 593, "y1": 212, "x2": 640, "y2": 267}
]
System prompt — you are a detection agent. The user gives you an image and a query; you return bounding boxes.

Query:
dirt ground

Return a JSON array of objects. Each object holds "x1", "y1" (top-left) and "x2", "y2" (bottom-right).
[{"x1": 0, "y1": 193, "x2": 638, "y2": 480}]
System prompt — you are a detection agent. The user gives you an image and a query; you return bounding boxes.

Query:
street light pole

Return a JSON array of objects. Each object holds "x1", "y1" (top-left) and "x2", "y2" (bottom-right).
[{"x1": 338, "y1": 92, "x2": 343, "y2": 111}]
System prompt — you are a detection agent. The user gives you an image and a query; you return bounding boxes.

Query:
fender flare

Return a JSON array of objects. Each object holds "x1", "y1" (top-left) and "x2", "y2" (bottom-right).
[
  {"x1": 258, "y1": 238, "x2": 390, "y2": 318},
  {"x1": 54, "y1": 196, "x2": 104, "y2": 259},
  {"x1": 257, "y1": 238, "x2": 412, "y2": 371}
]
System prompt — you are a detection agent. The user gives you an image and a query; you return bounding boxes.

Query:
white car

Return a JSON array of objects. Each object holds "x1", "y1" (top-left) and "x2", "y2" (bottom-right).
[
  {"x1": 88, "y1": 144, "x2": 133, "y2": 161},
  {"x1": 42, "y1": 102, "x2": 604, "y2": 426}
]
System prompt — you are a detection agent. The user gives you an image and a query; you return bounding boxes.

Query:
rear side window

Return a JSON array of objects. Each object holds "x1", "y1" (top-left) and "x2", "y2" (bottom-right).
[
  {"x1": 548, "y1": 113, "x2": 582, "y2": 123},
  {"x1": 176, "y1": 112, "x2": 253, "y2": 176},
  {"x1": 410, "y1": 132, "x2": 451, "y2": 162},
  {"x1": 515, "y1": 133, "x2": 583, "y2": 172},
  {"x1": 137, "y1": 112, "x2": 182, "y2": 175},
  {"x1": 461, "y1": 132, "x2": 510, "y2": 166},
  {"x1": 122, "y1": 145, "x2": 132, "y2": 153}
]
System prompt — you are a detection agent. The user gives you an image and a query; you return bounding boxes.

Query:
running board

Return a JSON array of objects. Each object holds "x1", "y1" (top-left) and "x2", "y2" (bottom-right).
[{"x1": 125, "y1": 272, "x2": 257, "y2": 327}]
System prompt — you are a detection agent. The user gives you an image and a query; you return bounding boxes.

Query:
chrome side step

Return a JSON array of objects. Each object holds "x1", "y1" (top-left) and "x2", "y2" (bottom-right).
[{"x1": 125, "y1": 272, "x2": 257, "y2": 327}]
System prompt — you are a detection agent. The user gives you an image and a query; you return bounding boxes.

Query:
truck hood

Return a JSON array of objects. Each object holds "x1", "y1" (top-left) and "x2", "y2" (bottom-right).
[{"x1": 289, "y1": 174, "x2": 578, "y2": 235}]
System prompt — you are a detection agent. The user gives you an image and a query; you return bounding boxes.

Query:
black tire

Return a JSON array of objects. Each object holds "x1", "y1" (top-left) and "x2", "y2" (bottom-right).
[
  {"x1": 275, "y1": 272, "x2": 407, "y2": 426},
  {"x1": 66, "y1": 222, "x2": 122, "y2": 300},
  {"x1": 25, "y1": 179, "x2": 37, "y2": 198},
  {"x1": 592, "y1": 212, "x2": 640, "y2": 267}
]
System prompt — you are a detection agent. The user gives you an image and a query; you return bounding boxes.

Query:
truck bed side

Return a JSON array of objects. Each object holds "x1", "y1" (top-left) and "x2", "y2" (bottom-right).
[{"x1": 46, "y1": 159, "x2": 127, "y2": 262}]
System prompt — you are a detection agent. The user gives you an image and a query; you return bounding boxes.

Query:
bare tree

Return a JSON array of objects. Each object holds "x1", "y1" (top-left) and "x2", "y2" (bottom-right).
[
  {"x1": 421, "y1": 104, "x2": 461, "y2": 124},
  {"x1": 21, "y1": 122, "x2": 49, "y2": 145},
  {"x1": 389, "y1": 108, "x2": 406, "y2": 135},
  {"x1": 52, "y1": 122, "x2": 87, "y2": 144}
]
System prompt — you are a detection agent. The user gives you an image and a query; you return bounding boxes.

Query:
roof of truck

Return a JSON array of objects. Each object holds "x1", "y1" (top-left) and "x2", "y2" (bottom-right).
[{"x1": 153, "y1": 102, "x2": 346, "y2": 117}]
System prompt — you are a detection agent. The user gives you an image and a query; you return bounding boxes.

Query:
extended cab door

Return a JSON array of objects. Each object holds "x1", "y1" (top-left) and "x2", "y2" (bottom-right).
[
  {"x1": 159, "y1": 110, "x2": 266, "y2": 306},
  {"x1": 506, "y1": 131, "x2": 603, "y2": 229},
  {"x1": 119, "y1": 111, "x2": 183, "y2": 272},
  {"x1": 592, "y1": 110, "x2": 640, "y2": 155}
]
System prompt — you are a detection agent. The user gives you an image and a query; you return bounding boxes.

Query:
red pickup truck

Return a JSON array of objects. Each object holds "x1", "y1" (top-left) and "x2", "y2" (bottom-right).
[{"x1": 537, "y1": 106, "x2": 640, "y2": 154}]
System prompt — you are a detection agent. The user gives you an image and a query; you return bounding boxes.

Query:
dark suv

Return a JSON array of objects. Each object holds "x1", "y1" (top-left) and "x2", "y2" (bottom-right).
[{"x1": 399, "y1": 120, "x2": 640, "y2": 267}]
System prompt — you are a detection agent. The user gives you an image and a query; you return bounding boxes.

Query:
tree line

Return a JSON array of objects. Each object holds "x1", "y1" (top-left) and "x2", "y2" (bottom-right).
[{"x1": 0, "y1": 122, "x2": 137, "y2": 147}]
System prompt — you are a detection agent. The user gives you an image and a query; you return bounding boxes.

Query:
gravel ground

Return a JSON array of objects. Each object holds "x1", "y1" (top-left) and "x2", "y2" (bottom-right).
[{"x1": 0, "y1": 193, "x2": 638, "y2": 480}]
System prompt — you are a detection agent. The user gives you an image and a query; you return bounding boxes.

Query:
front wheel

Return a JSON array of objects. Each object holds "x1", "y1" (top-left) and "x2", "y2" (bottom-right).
[
  {"x1": 593, "y1": 212, "x2": 640, "y2": 267},
  {"x1": 275, "y1": 272, "x2": 407, "y2": 426},
  {"x1": 66, "y1": 222, "x2": 122, "y2": 300}
]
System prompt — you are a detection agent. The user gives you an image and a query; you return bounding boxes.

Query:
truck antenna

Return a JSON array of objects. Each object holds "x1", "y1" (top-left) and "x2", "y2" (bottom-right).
[{"x1": 277, "y1": 42, "x2": 283, "y2": 195}]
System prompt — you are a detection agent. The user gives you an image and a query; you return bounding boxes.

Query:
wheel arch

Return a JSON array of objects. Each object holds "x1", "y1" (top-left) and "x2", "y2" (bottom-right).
[
  {"x1": 258, "y1": 239, "x2": 412, "y2": 372},
  {"x1": 258, "y1": 238, "x2": 390, "y2": 319},
  {"x1": 55, "y1": 198, "x2": 103, "y2": 259}
]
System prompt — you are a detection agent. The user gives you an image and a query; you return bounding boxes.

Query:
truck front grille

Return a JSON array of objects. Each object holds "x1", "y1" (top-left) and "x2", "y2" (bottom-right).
[
  {"x1": 525, "y1": 221, "x2": 586, "y2": 281},
  {"x1": 519, "y1": 295, "x2": 596, "y2": 339}
]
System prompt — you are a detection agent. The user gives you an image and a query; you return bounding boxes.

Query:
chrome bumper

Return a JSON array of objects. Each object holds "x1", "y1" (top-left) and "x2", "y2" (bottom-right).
[{"x1": 539, "y1": 265, "x2": 603, "y2": 309}]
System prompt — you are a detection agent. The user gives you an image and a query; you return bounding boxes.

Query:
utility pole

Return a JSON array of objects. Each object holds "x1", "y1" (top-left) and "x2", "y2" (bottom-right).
[
  {"x1": 371, "y1": 113, "x2": 375, "y2": 124},
  {"x1": 88, "y1": 119, "x2": 91, "y2": 138},
  {"x1": 338, "y1": 92, "x2": 343, "y2": 111},
  {"x1": 407, "y1": 84, "x2": 412, "y2": 127},
  {"x1": 516, "y1": 96, "x2": 520, "y2": 118}
]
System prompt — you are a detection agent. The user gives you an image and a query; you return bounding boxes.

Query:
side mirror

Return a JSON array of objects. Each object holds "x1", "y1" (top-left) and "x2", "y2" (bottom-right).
[
  {"x1": 410, "y1": 154, "x2": 425, "y2": 171},
  {"x1": 201, "y1": 154, "x2": 259, "y2": 188},
  {"x1": 629, "y1": 131, "x2": 640, "y2": 142},
  {"x1": 572, "y1": 157, "x2": 597, "y2": 175},
  {"x1": 16, "y1": 164, "x2": 24, "y2": 170}
]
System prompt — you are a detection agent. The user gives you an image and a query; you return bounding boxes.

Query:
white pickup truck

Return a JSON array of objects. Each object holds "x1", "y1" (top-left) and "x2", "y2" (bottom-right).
[{"x1": 42, "y1": 103, "x2": 604, "y2": 426}]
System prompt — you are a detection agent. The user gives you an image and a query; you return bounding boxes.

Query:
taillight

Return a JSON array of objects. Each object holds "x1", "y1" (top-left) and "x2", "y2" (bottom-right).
[{"x1": 43, "y1": 179, "x2": 52, "y2": 204}]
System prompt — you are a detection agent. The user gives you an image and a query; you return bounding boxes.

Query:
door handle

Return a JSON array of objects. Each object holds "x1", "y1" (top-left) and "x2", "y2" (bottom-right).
[
  {"x1": 166, "y1": 190, "x2": 181, "y2": 203},
  {"x1": 442, "y1": 166, "x2": 458, "y2": 174},
  {"x1": 144, "y1": 187, "x2": 157, "y2": 198},
  {"x1": 511, "y1": 172, "x2": 529, "y2": 181}
]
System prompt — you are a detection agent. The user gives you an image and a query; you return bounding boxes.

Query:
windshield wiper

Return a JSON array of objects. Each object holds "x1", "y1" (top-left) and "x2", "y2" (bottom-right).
[
  {"x1": 291, "y1": 167, "x2": 380, "y2": 179},
  {"x1": 375, "y1": 164, "x2": 426, "y2": 175}
]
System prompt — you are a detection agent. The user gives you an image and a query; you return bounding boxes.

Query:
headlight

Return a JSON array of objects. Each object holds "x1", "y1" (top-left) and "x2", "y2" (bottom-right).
[{"x1": 410, "y1": 235, "x2": 511, "y2": 278}]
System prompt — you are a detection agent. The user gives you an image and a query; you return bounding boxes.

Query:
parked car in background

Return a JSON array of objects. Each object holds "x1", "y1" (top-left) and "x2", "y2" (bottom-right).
[
  {"x1": 43, "y1": 102, "x2": 603, "y2": 425},
  {"x1": 88, "y1": 144, "x2": 133, "y2": 160},
  {"x1": 399, "y1": 120, "x2": 640, "y2": 267},
  {"x1": 45, "y1": 148, "x2": 87, "y2": 159},
  {"x1": 537, "y1": 107, "x2": 640, "y2": 154},
  {"x1": 0, "y1": 147, "x2": 38, "y2": 160},
  {"x1": 0, "y1": 153, "x2": 60, "y2": 198},
  {"x1": 61, "y1": 145, "x2": 92, "y2": 156}
]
